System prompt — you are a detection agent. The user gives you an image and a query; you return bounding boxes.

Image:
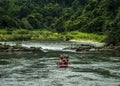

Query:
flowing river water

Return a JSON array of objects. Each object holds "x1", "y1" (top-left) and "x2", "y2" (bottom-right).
[{"x1": 0, "y1": 41, "x2": 120, "y2": 86}]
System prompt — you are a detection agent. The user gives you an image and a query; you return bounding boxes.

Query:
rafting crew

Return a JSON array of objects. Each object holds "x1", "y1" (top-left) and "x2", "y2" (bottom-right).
[{"x1": 58, "y1": 54, "x2": 69, "y2": 67}]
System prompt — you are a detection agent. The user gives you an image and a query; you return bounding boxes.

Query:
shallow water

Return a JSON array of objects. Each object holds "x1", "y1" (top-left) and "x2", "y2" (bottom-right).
[{"x1": 0, "y1": 41, "x2": 120, "y2": 86}]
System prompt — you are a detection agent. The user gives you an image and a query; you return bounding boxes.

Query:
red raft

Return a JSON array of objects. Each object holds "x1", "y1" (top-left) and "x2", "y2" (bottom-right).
[
  {"x1": 58, "y1": 63, "x2": 68, "y2": 68},
  {"x1": 58, "y1": 55, "x2": 69, "y2": 68}
]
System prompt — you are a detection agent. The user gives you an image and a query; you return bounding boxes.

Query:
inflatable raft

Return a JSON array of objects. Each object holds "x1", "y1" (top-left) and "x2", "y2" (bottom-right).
[
  {"x1": 58, "y1": 63, "x2": 68, "y2": 68},
  {"x1": 58, "y1": 55, "x2": 69, "y2": 68}
]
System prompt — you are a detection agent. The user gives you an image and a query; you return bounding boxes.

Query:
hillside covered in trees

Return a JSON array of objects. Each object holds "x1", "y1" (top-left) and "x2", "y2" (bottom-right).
[{"x1": 0, "y1": 0, "x2": 120, "y2": 45}]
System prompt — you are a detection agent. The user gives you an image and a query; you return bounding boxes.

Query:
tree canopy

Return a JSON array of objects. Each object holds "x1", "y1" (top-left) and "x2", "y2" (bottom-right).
[{"x1": 0, "y1": 0, "x2": 120, "y2": 45}]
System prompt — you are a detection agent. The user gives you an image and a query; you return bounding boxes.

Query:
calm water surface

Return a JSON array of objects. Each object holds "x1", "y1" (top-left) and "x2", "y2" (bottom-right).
[{"x1": 0, "y1": 41, "x2": 120, "y2": 86}]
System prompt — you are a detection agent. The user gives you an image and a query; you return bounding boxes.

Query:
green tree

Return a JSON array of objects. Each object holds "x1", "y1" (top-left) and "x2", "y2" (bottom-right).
[
  {"x1": 21, "y1": 18, "x2": 33, "y2": 29},
  {"x1": 0, "y1": 15, "x2": 18, "y2": 28},
  {"x1": 0, "y1": 0, "x2": 10, "y2": 11},
  {"x1": 106, "y1": 8, "x2": 120, "y2": 45},
  {"x1": 27, "y1": 15, "x2": 40, "y2": 29},
  {"x1": 53, "y1": 18, "x2": 65, "y2": 32},
  {"x1": 44, "y1": 3, "x2": 62, "y2": 17},
  {"x1": 85, "y1": 17, "x2": 105, "y2": 33},
  {"x1": 19, "y1": 5, "x2": 32, "y2": 18}
]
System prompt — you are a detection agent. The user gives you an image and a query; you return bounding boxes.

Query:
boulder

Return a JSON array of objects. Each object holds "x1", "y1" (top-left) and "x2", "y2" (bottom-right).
[
  {"x1": 0, "y1": 44, "x2": 43, "y2": 52},
  {"x1": 115, "y1": 46, "x2": 120, "y2": 51}
]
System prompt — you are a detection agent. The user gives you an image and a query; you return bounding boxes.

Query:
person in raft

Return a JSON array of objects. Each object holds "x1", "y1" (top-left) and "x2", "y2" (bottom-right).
[{"x1": 59, "y1": 54, "x2": 69, "y2": 66}]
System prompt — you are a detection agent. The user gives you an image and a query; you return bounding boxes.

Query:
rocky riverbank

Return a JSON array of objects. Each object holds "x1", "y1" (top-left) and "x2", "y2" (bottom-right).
[
  {"x1": 63, "y1": 44, "x2": 102, "y2": 52},
  {"x1": 0, "y1": 41, "x2": 120, "y2": 53},
  {"x1": 63, "y1": 45, "x2": 118, "y2": 52},
  {"x1": 64, "y1": 40, "x2": 120, "y2": 52},
  {"x1": 0, "y1": 43, "x2": 43, "y2": 52}
]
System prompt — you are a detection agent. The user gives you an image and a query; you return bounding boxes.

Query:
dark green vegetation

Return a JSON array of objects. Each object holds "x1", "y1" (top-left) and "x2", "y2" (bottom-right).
[{"x1": 0, "y1": 0, "x2": 120, "y2": 45}]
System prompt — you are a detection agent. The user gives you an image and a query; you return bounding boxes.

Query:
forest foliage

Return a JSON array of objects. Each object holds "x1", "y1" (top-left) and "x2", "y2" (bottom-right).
[{"x1": 0, "y1": 0, "x2": 120, "y2": 45}]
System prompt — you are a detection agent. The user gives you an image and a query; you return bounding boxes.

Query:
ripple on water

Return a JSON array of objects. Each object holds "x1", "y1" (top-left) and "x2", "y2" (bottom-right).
[
  {"x1": 0, "y1": 60, "x2": 10, "y2": 65},
  {"x1": 0, "y1": 46, "x2": 120, "y2": 86}
]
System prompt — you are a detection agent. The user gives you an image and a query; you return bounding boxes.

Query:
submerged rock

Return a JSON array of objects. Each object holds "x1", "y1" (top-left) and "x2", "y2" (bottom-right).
[
  {"x1": 0, "y1": 44, "x2": 43, "y2": 52},
  {"x1": 76, "y1": 46, "x2": 90, "y2": 51},
  {"x1": 63, "y1": 44, "x2": 97, "y2": 52},
  {"x1": 115, "y1": 46, "x2": 120, "y2": 51}
]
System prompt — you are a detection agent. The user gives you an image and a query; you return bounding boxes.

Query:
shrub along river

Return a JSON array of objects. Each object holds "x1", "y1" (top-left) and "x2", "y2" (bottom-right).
[{"x1": 0, "y1": 41, "x2": 120, "y2": 86}]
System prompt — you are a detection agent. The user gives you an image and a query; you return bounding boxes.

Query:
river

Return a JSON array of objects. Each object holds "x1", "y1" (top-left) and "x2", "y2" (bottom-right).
[{"x1": 0, "y1": 41, "x2": 120, "y2": 86}]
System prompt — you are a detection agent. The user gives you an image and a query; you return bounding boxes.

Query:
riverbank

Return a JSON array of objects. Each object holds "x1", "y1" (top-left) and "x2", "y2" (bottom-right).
[
  {"x1": 69, "y1": 39, "x2": 105, "y2": 47},
  {"x1": 0, "y1": 40, "x2": 120, "y2": 55},
  {"x1": 62, "y1": 39, "x2": 120, "y2": 54},
  {"x1": 0, "y1": 29, "x2": 105, "y2": 42},
  {"x1": 0, "y1": 29, "x2": 113, "y2": 52},
  {"x1": 0, "y1": 43, "x2": 43, "y2": 52}
]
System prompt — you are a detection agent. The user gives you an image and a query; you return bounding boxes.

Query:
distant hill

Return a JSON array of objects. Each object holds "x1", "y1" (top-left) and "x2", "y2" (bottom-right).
[{"x1": 0, "y1": 0, "x2": 120, "y2": 45}]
